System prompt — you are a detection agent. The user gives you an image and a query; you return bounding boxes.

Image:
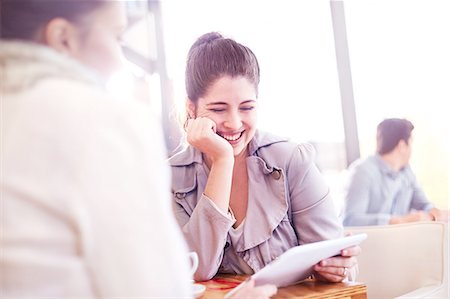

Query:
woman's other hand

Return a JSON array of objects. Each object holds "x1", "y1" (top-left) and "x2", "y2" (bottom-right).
[{"x1": 313, "y1": 245, "x2": 361, "y2": 282}]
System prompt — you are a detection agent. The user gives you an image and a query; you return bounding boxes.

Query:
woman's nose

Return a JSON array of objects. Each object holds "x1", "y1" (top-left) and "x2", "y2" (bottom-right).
[{"x1": 223, "y1": 112, "x2": 242, "y2": 129}]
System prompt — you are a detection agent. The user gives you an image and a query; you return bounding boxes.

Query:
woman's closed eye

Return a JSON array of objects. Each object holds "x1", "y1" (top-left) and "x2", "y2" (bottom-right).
[
  {"x1": 207, "y1": 108, "x2": 226, "y2": 113},
  {"x1": 208, "y1": 107, "x2": 254, "y2": 113},
  {"x1": 240, "y1": 106, "x2": 255, "y2": 111}
]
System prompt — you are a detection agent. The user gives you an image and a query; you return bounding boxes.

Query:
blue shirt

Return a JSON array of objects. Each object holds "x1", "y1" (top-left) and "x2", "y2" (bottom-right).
[{"x1": 343, "y1": 155, "x2": 433, "y2": 226}]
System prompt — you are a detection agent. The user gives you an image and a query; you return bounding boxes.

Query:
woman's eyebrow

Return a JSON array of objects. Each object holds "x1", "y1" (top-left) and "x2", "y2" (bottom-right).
[
  {"x1": 206, "y1": 100, "x2": 256, "y2": 106},
  {"x1": 240, "y1": 100, "x2": 257, "y2": 104},
  {"x1": 206, "y1": 102, "x2": 228, "y2": 106}
]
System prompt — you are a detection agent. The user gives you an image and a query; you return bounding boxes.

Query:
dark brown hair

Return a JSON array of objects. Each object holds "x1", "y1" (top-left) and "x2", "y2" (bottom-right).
[
  {"x1": 0, "y1": 0, "x2": 107, "y2": 41},
  {"x1": 376, "y1": 118, "x2": 414, "y2": 155},
  {"x1": 185, "y1": 32, "x2": 260, "y2": 103}
]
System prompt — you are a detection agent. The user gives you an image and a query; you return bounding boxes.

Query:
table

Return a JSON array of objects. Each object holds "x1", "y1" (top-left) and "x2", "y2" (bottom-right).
[{"x1": 198, "y1": 274, "x2": 367, "y2": 299}]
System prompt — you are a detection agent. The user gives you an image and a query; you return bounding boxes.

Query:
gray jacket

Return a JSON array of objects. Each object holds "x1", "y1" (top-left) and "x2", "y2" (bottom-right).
[{"x1": 169, "y1": 130, "x2": 343, "y2": 281}]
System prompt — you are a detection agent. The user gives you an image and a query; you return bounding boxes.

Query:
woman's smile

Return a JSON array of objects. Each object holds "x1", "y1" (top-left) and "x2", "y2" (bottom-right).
[{"x1": 217, "y1": 131, "x2": 244, "y2": 145}]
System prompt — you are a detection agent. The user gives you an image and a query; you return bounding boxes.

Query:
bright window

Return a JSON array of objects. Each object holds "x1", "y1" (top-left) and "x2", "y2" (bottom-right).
[{"x1": 345, "y1": 0, "x2": 450, "y2": 208}]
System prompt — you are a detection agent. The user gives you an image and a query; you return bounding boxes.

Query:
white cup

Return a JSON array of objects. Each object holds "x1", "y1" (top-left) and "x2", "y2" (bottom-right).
[{"x1": 188, "y1": 251, "x2": 199, "y2": 277}]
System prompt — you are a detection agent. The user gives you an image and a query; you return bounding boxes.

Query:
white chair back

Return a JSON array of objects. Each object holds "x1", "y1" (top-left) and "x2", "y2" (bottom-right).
[{"x1": 346, "y1": 222, "x2": 448, "y2": 299}]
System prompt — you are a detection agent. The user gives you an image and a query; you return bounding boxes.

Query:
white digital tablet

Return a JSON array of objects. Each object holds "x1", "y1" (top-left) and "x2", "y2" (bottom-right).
[{"x1": 251, "y1": 233, "x2": 367, "y2": 287}]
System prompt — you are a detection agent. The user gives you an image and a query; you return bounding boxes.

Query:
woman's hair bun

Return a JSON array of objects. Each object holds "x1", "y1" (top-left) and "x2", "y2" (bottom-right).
[{"x1": 191, "y1": 32, "x2": 223, "y2": 48}]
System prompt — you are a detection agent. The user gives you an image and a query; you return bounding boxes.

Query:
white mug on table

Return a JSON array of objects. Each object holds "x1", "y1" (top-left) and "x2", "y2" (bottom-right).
[{"x1": 187, "y1": 251, "x2": 199, "y2": 277}]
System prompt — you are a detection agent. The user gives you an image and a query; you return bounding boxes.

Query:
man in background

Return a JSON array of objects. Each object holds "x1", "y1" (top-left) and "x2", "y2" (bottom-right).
[{"x1": 343, "y1": 118, "x2": 449, "y2": 226}]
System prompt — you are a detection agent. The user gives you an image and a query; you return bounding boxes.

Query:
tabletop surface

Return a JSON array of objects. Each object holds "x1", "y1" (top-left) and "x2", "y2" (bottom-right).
[{"x1": 197, "y1": 274, "x2": 367, "y2": 299}]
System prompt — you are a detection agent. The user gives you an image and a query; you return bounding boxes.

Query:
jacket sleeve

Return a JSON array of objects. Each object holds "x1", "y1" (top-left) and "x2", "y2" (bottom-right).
[
  {"x1": 287, "y1": 144, "x2": 343, "y2": 243},
  {"x1": 343, "y1": 164, "x2": 392, "y2": 226},
  {"x1": 173, "y1": 193, "x2": 235, "y2": 281}
]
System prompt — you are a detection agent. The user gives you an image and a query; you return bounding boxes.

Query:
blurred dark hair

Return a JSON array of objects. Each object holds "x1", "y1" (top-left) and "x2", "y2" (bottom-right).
[
  {"x1": 185, "y1": 32, "x2": 260, "y2": 103},
  {"x1": 376, "y1": 118, "x2": 414, "y2": 155},
  {"x1": 0, "y1": 0, "x2": 107, "y2": 41}
]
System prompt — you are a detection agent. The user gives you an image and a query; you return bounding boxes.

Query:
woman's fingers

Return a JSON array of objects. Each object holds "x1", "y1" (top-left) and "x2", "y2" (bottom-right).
[
  {"x1": 186, "y1": 117, "x2": 234, "y2": 160},
  {"x1": 254, "y1": 284, "x2": 278, "y2": 298},
  {"x1": 341, "y1": 245, "x2": 361, "y2": 257},
  {"x1": 314, "y1": 253, "x2": 358, "y2": 282},
  {"x1": 319, "y1": 255, "x2": 357, "y2": 268},
  {"x1": 314, "y1": 262, "x2": 352, "y2": 283},
  {"x1": 186, "y1": 117, "x2": 217, "y2": 146},
  {"x1": 315, "y1": 271, "x2": 346, "y2": 282}
]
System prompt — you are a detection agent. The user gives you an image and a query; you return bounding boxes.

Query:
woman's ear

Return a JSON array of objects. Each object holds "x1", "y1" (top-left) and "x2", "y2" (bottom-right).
[
  {"x1": 42, "y1": 18, "x2": 80, "y2": 55},
  {"x1": 186, "y1": 99, "x2": 196, "y2": 119}
]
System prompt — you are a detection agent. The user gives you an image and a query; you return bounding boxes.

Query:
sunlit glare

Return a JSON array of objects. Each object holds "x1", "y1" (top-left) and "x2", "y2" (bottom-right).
[{"x1": 158, "y1": 0, "x2": 448, "y2": 208}]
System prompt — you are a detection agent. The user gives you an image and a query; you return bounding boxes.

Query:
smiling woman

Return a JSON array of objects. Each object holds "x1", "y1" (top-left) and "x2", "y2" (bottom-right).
[{"x1": 168, "y1": 32, "x2": 361, "y2": 283}]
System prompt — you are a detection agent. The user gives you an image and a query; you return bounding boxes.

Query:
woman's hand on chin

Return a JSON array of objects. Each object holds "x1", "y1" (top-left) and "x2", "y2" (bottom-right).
[{"x1": 186, "y1": 117, "x2": 234, "y2": 163}]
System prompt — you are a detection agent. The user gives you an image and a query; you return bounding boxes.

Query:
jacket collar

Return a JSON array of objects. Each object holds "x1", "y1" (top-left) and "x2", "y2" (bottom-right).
[{"x1": 169, "y1": 130, "x2": 288, "y2": 167}]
